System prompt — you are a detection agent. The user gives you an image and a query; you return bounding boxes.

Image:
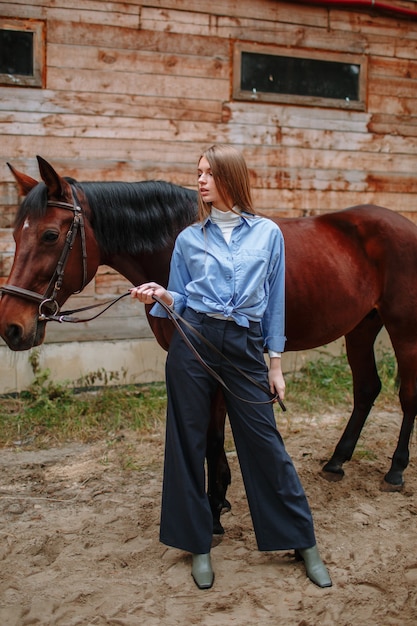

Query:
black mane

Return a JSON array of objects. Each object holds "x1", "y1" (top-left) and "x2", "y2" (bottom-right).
[{"x1": 16, "y1": 179, "x2": 198, "y2": 255}]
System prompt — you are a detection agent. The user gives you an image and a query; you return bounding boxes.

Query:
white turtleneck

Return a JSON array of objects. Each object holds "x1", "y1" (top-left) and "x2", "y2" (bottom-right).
[{"x1": 210, "y1": 205, "x2": 241, "y2": 244}]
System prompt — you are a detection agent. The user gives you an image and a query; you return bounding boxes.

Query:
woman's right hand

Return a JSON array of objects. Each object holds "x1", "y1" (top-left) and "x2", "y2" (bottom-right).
[{"x1": 130, "y1": 282, "x2": 173, "y2": 306}]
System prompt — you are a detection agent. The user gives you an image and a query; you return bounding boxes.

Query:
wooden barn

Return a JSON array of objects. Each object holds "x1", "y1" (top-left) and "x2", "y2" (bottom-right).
[{"x1": 0, "y1": 0, "x2": 416, "y2": 391}]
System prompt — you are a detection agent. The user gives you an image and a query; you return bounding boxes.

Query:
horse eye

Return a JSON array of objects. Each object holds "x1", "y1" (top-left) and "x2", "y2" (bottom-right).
[{"x1": 42, "y1": 230, "x2": 59, "y2": 243}]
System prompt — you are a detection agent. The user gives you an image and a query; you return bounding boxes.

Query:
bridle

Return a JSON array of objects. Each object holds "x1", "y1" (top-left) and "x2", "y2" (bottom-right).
[
  {"x1": 0, "y1": 190, "x2": 88, "y2": 321},
  {"x1": 1, "y1": 187, "x2": 130, "y2": 324}
]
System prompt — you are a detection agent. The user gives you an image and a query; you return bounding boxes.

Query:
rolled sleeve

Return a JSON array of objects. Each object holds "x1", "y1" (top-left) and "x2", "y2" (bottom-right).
[{"x1": 262, "y1": 230, "x2": 286, "y2": 353}]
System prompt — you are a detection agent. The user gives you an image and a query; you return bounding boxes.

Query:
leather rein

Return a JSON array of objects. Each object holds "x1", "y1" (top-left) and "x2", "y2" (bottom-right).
[
  {"x1": 0, "y1": 195, "x2": 285, "y2": 410},
  {"x1": 151, "y1": 295, "x2": 286, "y2": 410}
]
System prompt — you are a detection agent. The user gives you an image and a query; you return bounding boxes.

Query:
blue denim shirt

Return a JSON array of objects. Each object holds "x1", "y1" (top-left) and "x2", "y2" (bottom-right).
[{"x1": 151, "y1": 212, "x2": 286, "y2": 353}]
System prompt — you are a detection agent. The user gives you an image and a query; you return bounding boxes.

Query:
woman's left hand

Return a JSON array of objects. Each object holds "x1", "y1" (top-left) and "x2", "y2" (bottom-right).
[{"x1": 268, "y1": 357, "x2": 285, "y2": 403}]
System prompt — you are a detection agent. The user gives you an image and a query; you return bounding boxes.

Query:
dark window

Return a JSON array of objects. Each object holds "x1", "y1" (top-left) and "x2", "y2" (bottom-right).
[
  {"x1": 0, "y1": 19, "x2": 45, "y2": 87},
  {"x1": 241, "y1": 52, "x2": 360, "y2": 102},
  {"x1": 0, "y1": 30, "x2": 34, "y2": 76},
  {"x1": 233, "y1": 43, "x2": 367, "y2": 110}
]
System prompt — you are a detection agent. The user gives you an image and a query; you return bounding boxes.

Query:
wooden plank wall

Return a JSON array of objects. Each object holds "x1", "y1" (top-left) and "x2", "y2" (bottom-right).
[{"x1": 1, "y1": 0, "x2": 417, "y2": 344}]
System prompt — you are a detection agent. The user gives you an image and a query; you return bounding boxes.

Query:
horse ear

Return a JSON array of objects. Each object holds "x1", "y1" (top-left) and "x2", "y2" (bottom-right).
[
  {"x1": 7, "y1": 162, "x2": 39, "y2": 197},
  {"x1": 36, "y1": 155, "x2": 70, "y2": 198}
]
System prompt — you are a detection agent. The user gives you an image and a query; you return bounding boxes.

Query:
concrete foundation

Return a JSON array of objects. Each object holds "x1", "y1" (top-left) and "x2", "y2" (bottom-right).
[{"x1": 0, "y1": 329, "x2": 392, "y2": 395}]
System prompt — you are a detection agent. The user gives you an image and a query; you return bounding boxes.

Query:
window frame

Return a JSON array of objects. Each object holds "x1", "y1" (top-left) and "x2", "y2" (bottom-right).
[
  {"x1": 0, "y1": 18, "x2": 46, "y2": 88},
  {"x1": 233, "y1": 41, "x2": 368, "y2": 111}
]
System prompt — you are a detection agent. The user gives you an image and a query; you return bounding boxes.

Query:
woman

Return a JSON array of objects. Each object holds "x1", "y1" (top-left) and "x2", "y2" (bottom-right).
[{"x1": 130, "y1": 144, "x2": 332, "y2": 590}]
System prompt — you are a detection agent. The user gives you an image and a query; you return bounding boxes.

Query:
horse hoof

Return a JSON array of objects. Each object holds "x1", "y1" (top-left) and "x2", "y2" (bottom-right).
[
  {"x1": 221, "y1": 499, "x2": 231, "y2": 513},
  {"x1": 380, "y1": 479, "x2": 403, "y2": 493},
  {"x1": 212, "y1": 520, "x2": 225, "y2": 535},
  {"x1": 320, "y1": 469, "x2": 344, "y2": 483}
]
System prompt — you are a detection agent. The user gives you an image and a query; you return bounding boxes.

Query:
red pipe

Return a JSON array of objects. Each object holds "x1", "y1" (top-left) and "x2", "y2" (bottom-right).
[{"x1": 293, "y1": 0, "x2": 417, "y2": 20}]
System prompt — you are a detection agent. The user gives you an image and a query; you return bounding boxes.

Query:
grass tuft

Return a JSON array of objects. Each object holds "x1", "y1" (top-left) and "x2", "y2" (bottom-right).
[{"x1": 284, "y1": 350, "x2": 398, "y2": 413}]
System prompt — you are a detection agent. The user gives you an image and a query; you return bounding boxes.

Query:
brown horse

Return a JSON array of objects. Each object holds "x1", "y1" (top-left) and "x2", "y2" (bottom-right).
[{"x1": 1, "y1": 156, "x2": 417, "y2": 532}]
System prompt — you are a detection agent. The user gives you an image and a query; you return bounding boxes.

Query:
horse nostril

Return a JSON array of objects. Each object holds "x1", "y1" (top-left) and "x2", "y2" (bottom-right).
[{"x1": 5, "y1": 323, "x2": 23, "y2": 346}]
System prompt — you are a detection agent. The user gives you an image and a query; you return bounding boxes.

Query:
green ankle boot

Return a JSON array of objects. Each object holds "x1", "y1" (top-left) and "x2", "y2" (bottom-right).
[
  {"x1": 191, "y1": 553, "x2": 214, "y2": 589},
  {"x1": 296, "y1": 545, "x2": 332, "y2": 588}
]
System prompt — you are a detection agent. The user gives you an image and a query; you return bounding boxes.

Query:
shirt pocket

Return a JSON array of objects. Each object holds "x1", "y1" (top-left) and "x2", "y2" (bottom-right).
[{"x1": 235, "y1": 249, "x2": 270, "y2": 304}]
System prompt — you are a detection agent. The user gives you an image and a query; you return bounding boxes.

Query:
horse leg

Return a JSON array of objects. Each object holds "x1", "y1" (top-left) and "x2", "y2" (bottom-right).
[
  {"x1": 381, "y1": 345, "x2": 417, "y2": 490},
  {"x1": 206, "y1": 386, "x2": 231, "y2": 535},
  {"x1": 322, "y1": 311, "x2": 383, "y2": 481}
]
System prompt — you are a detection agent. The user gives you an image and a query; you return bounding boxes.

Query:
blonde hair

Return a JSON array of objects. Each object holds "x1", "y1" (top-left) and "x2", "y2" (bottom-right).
[{"x1": 197, "y1": 144, "x2": 255, "y2": 221}]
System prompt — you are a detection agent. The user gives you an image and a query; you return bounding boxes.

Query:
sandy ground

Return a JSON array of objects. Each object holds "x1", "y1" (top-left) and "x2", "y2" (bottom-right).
[{"x1": 1, "y1": 405, "x2": 417, "y2": 626}]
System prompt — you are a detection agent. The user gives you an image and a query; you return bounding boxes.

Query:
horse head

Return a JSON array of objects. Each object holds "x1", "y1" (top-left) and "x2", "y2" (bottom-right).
[{"x1": 0, "y1": 157, "x2": 101, "y2": 350}]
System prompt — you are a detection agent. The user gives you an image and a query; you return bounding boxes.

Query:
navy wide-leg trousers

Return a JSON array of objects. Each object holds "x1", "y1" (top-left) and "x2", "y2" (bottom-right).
[{"x1": 159, "y1": 308, "x2": 316, "y2": 554}]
